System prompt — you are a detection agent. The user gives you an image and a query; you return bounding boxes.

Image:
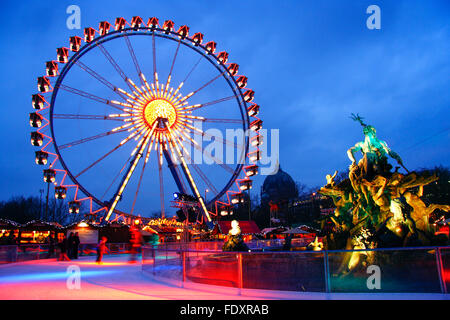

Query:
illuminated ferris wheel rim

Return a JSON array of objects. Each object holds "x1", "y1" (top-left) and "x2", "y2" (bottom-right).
[{"x1": 47, "y1": 25, "x2": 252, "y2": 216}]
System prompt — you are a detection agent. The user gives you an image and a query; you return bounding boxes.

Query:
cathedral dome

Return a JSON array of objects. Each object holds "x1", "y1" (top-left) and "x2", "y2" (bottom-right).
[{"x1": 261, "y1": 164, "x2": 298, "y2": 204}]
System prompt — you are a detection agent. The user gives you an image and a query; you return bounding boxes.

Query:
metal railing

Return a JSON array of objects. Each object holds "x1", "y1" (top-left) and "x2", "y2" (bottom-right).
[
  {"x1": 142, "y1": 243, "x2": 450, "y2": 294},
  {"x1": 0, "y1": 243, "x2": 133, "y2": 264}
]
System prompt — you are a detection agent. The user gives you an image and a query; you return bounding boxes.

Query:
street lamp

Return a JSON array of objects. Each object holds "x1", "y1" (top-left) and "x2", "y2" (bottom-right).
[{"x1": 204, "y1": 189, "x2": 209, "y2": 203}]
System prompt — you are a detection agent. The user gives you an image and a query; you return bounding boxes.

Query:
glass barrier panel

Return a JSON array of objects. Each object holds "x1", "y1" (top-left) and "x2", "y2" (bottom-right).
[
  {"x1": 439, "y1": 247, "x2": 450, "y2": 292},
  {"x1": 184, "y1": 250, "x2": 239, "y2": 288},
  {"x1": 151, "y1": 248, "x2": 183, "y2": 281},
  {"x1": 0, "y1": 245, "x2": 18, "y2": 264},
  {"x1": 17, "y1": 245, "x2": 40, "y2": 262},
  {"x1": 142, "y1": 247, "x2": 155, "y2": 273},
  {"x1": 38, "y1": 244, "x2": 49, "y2": 259},
  {"x1": 241, "y1": 251, "x2": 326, "y2": 292},
  {"x1": 328, "y1": 248, "x2": 442, "y2": 293},
  {"x1": 79, "y1": 243, "x2": 99, "y2": 256}
]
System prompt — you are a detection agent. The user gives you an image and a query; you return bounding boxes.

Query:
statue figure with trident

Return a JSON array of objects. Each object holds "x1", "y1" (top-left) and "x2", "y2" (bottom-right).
[{"x1": 347, "y1": 114, "x2": 407, "y2": 191}]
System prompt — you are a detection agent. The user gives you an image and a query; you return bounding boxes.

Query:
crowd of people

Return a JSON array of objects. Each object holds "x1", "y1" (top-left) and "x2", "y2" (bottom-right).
[
  {"x1": 0, "y1": 231, "x2": 18, "y2": 245},
  {"x1": 1, "y1": 227, "x2": 146, "y2": 264},
  {"x1": 56, "y1": 232, "x2": 81, "y2": 261}
]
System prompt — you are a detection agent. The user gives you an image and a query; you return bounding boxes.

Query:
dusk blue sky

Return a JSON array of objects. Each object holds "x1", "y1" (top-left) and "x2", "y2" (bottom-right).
[{"x1": 0, "y1": 1, "x2": 448, "y2": 217}]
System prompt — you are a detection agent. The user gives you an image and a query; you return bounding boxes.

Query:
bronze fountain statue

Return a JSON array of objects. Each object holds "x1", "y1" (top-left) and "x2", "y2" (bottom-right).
[{"x1": 318, "y1": 114, "x2": 450, "y2": 275}]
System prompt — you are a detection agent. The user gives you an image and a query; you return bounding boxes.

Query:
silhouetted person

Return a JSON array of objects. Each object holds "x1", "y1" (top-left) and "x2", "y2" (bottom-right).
[
  {"x1": 68, "y1": 232, "x2": 74, "y2": 258},
  {"x1": 46, "y1": 234, "x2": 55, "y2": 259},
  {"x1": 283, "y1": 233, "x2": 293, "y2": 251},
  {"x1": 129, "y1": 226, "x2": 143, "y2": 263},
  {"x1": 7, "y1": 232, "x2": 17, "y2": 245},
  {"x1": 71, "y1": 232, "x2": 80, "y2": 259},
  {"x1": 58, "y1": 234, "x2": 71, "y2": 261},
  {"x1": 96, "y1": 236, "x2": 108, "y2": 264}
]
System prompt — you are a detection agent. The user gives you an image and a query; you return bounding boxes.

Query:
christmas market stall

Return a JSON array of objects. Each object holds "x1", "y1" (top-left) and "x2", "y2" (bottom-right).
[
  {"x1": 19, "y1": 220, "x2": 64, "y2": 244},
  {"x1": 0, "y1": 219, "x2": 20, "y2": 245},
  {"x1": 65, "y1": 221, "x2": 100, "y2": 244},
  {"x1": 98, "y1": 221, "x2": 130, "y2": 243},
  {"x1": 215, "y1": 220, "x2": 261, "y2": 242},
  {"x1": 260, "y1": 227, "x2": 287, "y2": 240},
  {"x1": 142, "y1": 218, "x2": 184, "y2": 243}
]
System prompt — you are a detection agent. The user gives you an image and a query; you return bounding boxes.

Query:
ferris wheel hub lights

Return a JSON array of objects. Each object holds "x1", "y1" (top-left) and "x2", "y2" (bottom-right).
[{"x1": 143, "y1": 99, "x2": 177, "y2": 130}]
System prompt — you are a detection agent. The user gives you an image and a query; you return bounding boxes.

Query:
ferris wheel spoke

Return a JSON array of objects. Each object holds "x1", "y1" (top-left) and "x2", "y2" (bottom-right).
[
  {"x1": 167, "y1": 39, "x2": 181, "y2": 84},
  {"x1": 164, "y1": 134, "x2": 189, "y2": 193},
  {"x1": 165, "y1": 122, "x2": 212, "y2": 222},
  {"x1": 180, "y1": 71, "x2": 227, "y2": 103},
  {"x1": 101, "y1": 153, "x2": 134, "y2": 201},
  {"x1": 59, "y1": 127, "x2": 129, "y2": 150},
  {"x1": 177, "y1": 121, "x2": 244, "y2": 150},
  {"x1": 74, "y1": 131, "x2": 137, "y2": 179},
  {"x1": 130, "y1": 141, "x2": 153, "y2": 215},
  {"x1": 158, "y1": 139, "x2": 165, "y2": 218},
  {"x1": 180, "y1": 57, "x2": 202, "y2": 87},
  {"x1": 175, "y1": 128, "x2": 236, "y2": 175},
  {"x1": 195, "y1": 117, "x2": 244, "y2": 124},
  {"x1": 152, "y1": 31, "x2": 157, "y2": 85},
  {"x1": 53, "y1": 114, "x2": 124, "y2": 121},
  {"x1": 58, "y1": 84, "x2": 125, "y2": 112},
  {"x1": 123, "y1": 33, "x2": 144, "y2": 87},
  {"x1": 172, "y1": 132, "x2": 219, "y2": 196},
  {"x1": 105, "y1": 122, "x2": 158, "y2": 221},
  {"x1": 178, "y1": 95, "x2": 236, "y2": 111},
  {"x1": 96, "y1": 41, "x2": 135, "y2": 92},
  {"x1": 73, "y1": 60, "x2": 130, "y2": 102}
]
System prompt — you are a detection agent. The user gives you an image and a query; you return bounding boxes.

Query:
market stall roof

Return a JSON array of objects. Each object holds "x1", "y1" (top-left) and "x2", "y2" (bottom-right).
[
  {"x1": 216, "y1": 221, "x2": 261, "y2": 235},
  {"x1": 296, "y1": 225, "x2": 320, "y2": 233},
  {"x1": 101, "y1": 221, "x2": 130, "y2": 228},
  {"x1": 143, "y1": 225, "x2": 178, "y2": 234},
  {"x1": 260, "y1": 227, "x2": 286, "y2": 235},
  {"x1": 0, "y1": 218, "x2": 20, "y2": 229},
  {"x1": 64, "y1": 220, "x2": 101, "y2": 229},
  {"x1": 282, "y1": 227, "x2": 311, "y2": 234},
  {"x1": 21, "y1": 220, "x2": 63, "y2": 231}
]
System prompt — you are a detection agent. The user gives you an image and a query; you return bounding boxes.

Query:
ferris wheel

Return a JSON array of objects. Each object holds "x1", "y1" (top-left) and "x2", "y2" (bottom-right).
[{"x1": 29, "y1": 16, "x2": 263, "y2": 224}]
